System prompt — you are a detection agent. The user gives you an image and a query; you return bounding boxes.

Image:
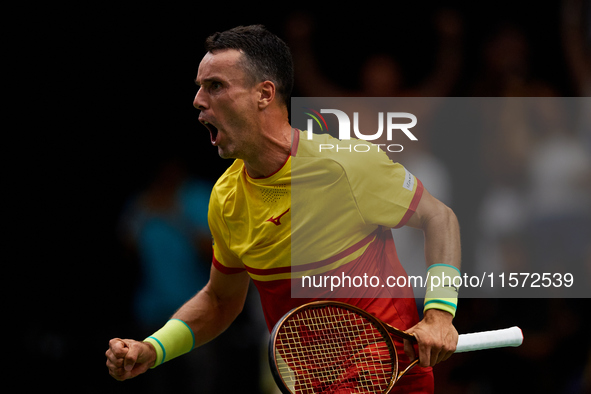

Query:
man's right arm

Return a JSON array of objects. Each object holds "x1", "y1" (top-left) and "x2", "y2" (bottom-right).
[
  {"x1": 171, "y1": 265, "x2": 251, "y2": 348},
  {"x1": 106, "y1": 265, "x2": 251, "y2": 381}
]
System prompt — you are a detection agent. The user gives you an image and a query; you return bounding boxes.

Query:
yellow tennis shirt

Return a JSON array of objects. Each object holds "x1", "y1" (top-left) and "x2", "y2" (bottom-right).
[{"x1": 209, "y1": 129, "x2": 423, "y2": 332}]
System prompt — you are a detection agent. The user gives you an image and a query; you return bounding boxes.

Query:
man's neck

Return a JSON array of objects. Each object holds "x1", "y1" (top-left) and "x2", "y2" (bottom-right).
[{"x1": 243, "y1": 123, "x2": 292, "y2": 178}]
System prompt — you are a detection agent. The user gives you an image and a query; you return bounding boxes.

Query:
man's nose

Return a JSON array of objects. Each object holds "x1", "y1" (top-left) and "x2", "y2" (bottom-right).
[{"x1": 193, "y1": 87, "x2": 207, "y2": 110}]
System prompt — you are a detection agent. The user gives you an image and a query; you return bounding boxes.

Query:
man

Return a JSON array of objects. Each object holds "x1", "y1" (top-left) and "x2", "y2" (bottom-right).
[{"x1": 106, "y1": 25, "x2": 461, "y2": 393}]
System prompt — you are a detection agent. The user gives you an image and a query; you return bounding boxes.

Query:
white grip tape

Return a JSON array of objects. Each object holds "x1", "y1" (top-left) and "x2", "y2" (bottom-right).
[{"x1": 456, "y1": 326, "x2": 523, "y2": 353}]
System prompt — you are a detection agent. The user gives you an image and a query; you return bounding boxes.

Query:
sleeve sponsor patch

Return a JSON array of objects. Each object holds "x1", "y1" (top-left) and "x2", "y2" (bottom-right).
[{"x1": 402, "y1": 167, "x2": 415, "y2": 191}]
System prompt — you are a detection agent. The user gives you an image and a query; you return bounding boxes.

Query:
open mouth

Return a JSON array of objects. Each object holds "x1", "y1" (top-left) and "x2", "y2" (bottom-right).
[{"x1": 201, "y1": 120, "x2": 219, "y2": 145}]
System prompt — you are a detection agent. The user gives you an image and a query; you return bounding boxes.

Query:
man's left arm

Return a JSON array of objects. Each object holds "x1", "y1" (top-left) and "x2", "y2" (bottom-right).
[{"x1": 403, "y1": 187, "x2": 461, "y2": 367}]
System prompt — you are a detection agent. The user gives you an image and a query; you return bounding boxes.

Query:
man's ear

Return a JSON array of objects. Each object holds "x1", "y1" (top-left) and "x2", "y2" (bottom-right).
[{"x1": 258, "y1": 80, "x2": 276, "y2": 109}]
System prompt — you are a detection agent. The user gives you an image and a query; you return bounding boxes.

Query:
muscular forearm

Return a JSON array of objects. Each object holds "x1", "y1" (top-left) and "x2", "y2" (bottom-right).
[
  {"x1": 133, "y1": 268, "x2": 250, "y2": 370},
  {"x1": 403, "y1": 194, "x2": 461, "y2": 366},
  {"x1": 106, "y1": 273, "x2": 249, "y2": 380},
  {"x1": 172, "y1": 279, "x2": 248, "y2": 348},
  {"x1": 405, "y1": 187, "x2": 461, "y2": 270},
  {"x1": 421, "y1": 204, "x2": 461, "y2": 270}
]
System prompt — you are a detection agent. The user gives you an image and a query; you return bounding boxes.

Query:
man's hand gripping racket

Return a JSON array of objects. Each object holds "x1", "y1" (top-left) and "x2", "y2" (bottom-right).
[{"x1": 269, "y1": 301, "x2": 523, "y2": 393}]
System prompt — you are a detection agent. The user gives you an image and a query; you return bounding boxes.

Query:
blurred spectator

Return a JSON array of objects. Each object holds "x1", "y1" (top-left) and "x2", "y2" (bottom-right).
[
  {"x1": 524, "y1": 98, "x2": 591, "y2": 279},
  {"x1": 119, "y1": 157, "x2": 213, "y2": 329},
  {"x1": 561, "y1": 0, "x2": 591, "y2": 97},
  {"x1": 120, "y1": 157, "x2": 265, "y2": 394},
  {"x1": 118, "y1": 156, "x2": 215, "y2": 392},
  {"x1": 470, "y1": 19, "x2": 561, "y2": 278},
  {"x1": 285, "y1": 9, "x2": 463, "y2": 98},
  {"x1": 466, "y1": 19, "x2": 591, "y2": 390},
  {"x1": 118, "y1": 156, "x2": 268, "y2": 393},
  {"x1": 469, "y1": 22, "x2": 558, "y2": 97},
  {"x1": 561, "y1": 0, "x2": 591, "y2": 156},
  {"x1": 474, "y1": 97, "x2": 532, "y2": 282}
]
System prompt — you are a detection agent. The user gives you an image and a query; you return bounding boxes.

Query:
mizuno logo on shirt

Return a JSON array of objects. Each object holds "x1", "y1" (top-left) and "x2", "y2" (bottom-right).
[{"x1": 266, "y1": 208, "x2": 290, "y2": 226}]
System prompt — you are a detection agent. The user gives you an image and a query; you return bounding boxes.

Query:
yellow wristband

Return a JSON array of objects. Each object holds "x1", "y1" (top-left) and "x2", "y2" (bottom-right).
[
  {"x1": 424, "y1": 264, "x2": 460, "y2": 318},
  {"x1": 143, "y1": 319, "x2": 195, "y2": 368}
]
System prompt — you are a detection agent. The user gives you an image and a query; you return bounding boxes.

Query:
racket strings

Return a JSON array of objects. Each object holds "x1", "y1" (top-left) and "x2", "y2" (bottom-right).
[{"x1": 275, "y1": 306, "x2": 395, "y2": 393}]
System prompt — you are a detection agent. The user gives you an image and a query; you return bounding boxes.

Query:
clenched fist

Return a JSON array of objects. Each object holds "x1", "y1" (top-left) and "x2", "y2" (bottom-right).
[{"x1": 105, "y1": 338, "x2": 157, "y2": 381}]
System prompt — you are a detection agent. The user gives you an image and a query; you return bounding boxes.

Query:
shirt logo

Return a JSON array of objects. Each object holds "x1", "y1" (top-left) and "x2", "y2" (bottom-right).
[
  {"x1": 266, "y1": 208, "x2": 290, "y2": 226},
  {"x1": 403, "y1": 167, "x2": 415, "y2": 191}
]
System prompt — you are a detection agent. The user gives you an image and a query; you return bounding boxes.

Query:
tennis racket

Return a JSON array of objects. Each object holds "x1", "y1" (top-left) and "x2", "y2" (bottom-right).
[{"x1": 269, "y1": 301, "x2": 523, "y2": 393}]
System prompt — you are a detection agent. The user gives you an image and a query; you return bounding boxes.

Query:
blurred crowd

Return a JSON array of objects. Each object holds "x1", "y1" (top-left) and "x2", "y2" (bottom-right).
[
  {"x1": 28, "y1": 1, "x2": 589, "y2": 393},
  {"x1": 282, "y1": 3, "x2": 590, "y2": 393},
  {"x1": 105, "y1": 2, "x2": 589, "y2": 393}
]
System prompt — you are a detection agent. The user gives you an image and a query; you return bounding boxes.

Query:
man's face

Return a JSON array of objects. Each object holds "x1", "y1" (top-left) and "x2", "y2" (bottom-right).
[{"x1": 194, "y1": 49, "x2": 260, "y2": 159}]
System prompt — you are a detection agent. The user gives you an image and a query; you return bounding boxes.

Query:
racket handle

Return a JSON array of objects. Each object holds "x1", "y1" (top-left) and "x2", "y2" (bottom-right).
[{"x1": 455, "y1": 326, "x2": 523, "y2": 353}]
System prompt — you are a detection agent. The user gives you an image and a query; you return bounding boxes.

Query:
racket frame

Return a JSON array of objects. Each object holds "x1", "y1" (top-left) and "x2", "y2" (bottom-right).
[{"x1": 268, "y1": 300, "x2": 420, "y2": 394}]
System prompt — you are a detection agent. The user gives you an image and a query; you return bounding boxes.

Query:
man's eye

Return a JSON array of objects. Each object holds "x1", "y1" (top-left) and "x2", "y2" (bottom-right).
[{"x1": 211, "y1": 82, "x2": 222, "y2": 90}]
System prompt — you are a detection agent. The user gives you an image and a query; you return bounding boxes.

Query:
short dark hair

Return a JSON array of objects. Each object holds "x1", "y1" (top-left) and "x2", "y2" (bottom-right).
[{"x1": 204, "y1": 25, "x2": 294, "y2": 108}]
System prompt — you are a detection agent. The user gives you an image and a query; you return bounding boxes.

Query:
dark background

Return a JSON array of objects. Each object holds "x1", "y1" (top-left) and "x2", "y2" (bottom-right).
[{"x1": 14, "y1": 1, "x2": 589, "y2": 392}]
